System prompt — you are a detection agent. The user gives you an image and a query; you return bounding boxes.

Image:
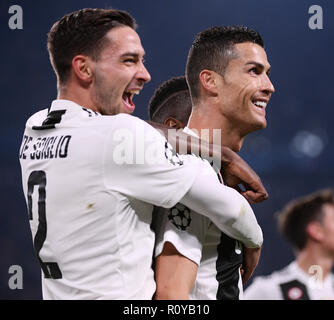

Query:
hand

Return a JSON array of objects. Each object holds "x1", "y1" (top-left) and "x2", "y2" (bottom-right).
[
  {"x1": 220, "y1": 147, "x2": 268, "y2": 203},
  {"x1": 146, "y1": 122, "x2": 268, "y2": 203},
  {"x1": 240, "y1": 246, "x2": 262, "y2": 284}
]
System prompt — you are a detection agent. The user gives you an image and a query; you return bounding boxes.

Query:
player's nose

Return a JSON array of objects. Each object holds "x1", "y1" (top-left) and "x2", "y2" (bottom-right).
[
  {"x1": 262, "y1": 74, "x2": 275, "y2": 96},
  {"x1": 137, "y1": 63, "x2": 151, "y2": 84}
]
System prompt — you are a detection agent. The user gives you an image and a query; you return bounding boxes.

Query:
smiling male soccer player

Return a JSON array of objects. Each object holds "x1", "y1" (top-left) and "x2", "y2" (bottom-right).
[
  {"x1": 153, "y1": 26, "x2": 275, "y2": 300},
  {"x1": 20, "y1": 10, "x2": 264, "y2": 299}
]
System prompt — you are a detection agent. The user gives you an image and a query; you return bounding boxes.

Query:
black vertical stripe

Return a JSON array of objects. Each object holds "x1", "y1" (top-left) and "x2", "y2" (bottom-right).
[
  {"x1": 216, "y1": 234, "x2": 243, "y2": 300},
  {"x1": 215, "y1": 170, "x2": 243, "y2": 300}
]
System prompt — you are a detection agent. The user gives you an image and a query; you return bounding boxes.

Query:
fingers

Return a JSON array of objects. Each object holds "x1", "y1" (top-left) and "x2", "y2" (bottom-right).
[
  {"x1": 240, "y1": 267, "x2": 245, "y2": 283},
  {"x1": 240, "y1": 265, "x2": 250, "y2": 284},
  {"x1": 241, "y1": 192, "x2": 256, "y2": 204},
  {"x1": 242, "y1": 190, "x2": 268, "y2": 203},
  {"x1": 242, "y1": 269, "x2": 253, "y2": 284},
  {"x1": 219, "y1": 157, "x2": 269, "y2": 202},
  {"x1": 241, "y1": 260, "x2": 256, "y2": 284},
  {"x1": 241, "y1": 262, "x2": 253, "y2": 284},
  {"x1": 246, "y1": 179, "x2": 269, "y2": 201}
]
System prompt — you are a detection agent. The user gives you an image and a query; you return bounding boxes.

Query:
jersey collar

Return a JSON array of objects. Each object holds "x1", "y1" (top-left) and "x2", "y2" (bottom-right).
[
  {"x1": 183, "y1": 126, "x2": 199, "y2": 138},
  {"x1": 50, "y1": 99, "x2": 101, "y2": 116}
]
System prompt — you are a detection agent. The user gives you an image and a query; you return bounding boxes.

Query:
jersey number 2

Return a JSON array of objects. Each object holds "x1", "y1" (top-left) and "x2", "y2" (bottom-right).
[{"x1": 27, "y1": 171, "x2": 62, "y2": 279}]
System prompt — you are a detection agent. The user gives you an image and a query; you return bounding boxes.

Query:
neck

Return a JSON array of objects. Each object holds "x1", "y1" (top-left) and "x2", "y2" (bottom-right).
[
  {"x1": 188, "y1": 100, "x2": 245, "y2": 152},
  {"x1": 57, "y1": 80, "x2": 98, "y2": 112},
  {"x1": 296, "y1": 245, "x2": 334, "y2": 281}
]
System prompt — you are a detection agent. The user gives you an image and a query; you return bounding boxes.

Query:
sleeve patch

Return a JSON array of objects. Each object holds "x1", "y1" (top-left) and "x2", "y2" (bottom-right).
[{"x1": 168, "y1": 203, "x2": 192, "y2": 231}]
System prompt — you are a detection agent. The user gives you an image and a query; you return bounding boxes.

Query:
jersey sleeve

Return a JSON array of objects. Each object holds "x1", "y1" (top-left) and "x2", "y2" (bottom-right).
[
  {"x1": 154, "y1": 206, "x2": 208, "y2": 266},
  {"x1": 180, "y1": 164, "x2": 263, "y2": 248},
  {"x1": 103, "y1": 114, "x2": 203, "y2": 208}
]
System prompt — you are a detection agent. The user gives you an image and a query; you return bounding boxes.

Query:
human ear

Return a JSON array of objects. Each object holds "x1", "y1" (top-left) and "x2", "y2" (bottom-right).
[
  {"x1": 71, "y1": 55, "x2": 93, "y2": 83},
  {"x1": 306, "y1": 221, "x2": 325, "y2": 242},
  {"x1": 199, "y1": 70, "x2": 219, "y2": 97},
  {"x1": 164, "y1": 117, "x2": 185, "y2": 129}
]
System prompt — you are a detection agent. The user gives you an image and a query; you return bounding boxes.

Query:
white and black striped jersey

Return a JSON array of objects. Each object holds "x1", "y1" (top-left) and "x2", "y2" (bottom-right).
[
  {"x1": 19, "y1": 99, "x2": 205, "y2": 300},
  {"x1": 244, "y1": 261, "x2": 334, "y2": 300},
  {"x1": 154, "y1": 127, "x2": 244, "y2": 300}
]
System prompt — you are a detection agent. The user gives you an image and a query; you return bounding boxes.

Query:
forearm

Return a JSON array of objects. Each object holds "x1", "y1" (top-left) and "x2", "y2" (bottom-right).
[
  {"x1": 147, "y1": 120, "x2": 268, "y2": 202},
  {"x1": 146, "y1": 121, "x2": 229, "y2": 167},
  {"x1": 242, "y1": 246, "x2": 262, "y2": 284},
  {"x1": 155, "y1": 287, "x2": 189, "y2": 300},
  {"x1": 179, "y1": 165, "x2": 263, "y2": 248}
]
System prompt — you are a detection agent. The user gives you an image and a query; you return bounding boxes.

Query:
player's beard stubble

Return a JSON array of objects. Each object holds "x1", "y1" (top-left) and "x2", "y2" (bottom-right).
[{"x1": 91, "y1": 69, "x2": 120, "y2": 116}]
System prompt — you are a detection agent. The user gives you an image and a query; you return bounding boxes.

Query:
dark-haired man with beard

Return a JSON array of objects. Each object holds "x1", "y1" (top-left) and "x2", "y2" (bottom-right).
[
  {"x1": 153, "y1": 26, "x2": 275, "y2": 300},
  {"x1": 19, "y1": 10, "x2": 264, "y2": 299}
]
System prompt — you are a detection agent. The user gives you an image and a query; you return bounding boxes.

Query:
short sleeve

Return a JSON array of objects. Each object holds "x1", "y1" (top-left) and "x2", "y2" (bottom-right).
[
  {"x1": 154, "y1": 204, "x2": 208, "y2": 265},
  {"x1": 103, "y1": 114, "x2": 204, "y2": 208}
]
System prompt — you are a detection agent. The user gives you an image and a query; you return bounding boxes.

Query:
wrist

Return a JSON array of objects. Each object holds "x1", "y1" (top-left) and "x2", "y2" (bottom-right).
[{"x1": 220, "y1": 145, "x2": 234, "y2": 167}]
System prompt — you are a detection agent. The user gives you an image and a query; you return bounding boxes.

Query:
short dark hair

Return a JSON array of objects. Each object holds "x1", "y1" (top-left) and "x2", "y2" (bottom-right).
[
  {"x1": 47, "y1": 8, "x2": 137, "y2": 84},
  {"x1": 186, "y1": 26, "x2": 264, "y2": 103},
  {"x1": 148, "y1": 76, "x2": 192, "y2": 125},
  {"x1": 277, "y1": 189, "x2": 334, "y2": 251}
]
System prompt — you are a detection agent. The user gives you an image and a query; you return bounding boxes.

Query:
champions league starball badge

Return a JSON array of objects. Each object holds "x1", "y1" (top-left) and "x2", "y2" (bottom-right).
[{"x1": 168, "y1": 203, "x2": 192, "y2": 231}]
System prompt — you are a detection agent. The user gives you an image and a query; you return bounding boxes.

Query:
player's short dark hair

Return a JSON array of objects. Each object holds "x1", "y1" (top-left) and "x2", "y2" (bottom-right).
[
  {"x1": 186, "y1": 26, "x2": 264, "y2": 103},
  {"x1": 277, "y1": 189, "x2": 334, "y2": 251},
  {"x1": 47, "y1": 8, "x2": 137, "y2": 84},
  {"x1": 148, "y1": 76, "x2": 192, "y2": 125}
]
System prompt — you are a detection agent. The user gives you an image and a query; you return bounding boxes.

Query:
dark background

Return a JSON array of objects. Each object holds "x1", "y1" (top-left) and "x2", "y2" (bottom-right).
[{"x1": 0, "y1": 0, "x2": 333, "y2": 299}]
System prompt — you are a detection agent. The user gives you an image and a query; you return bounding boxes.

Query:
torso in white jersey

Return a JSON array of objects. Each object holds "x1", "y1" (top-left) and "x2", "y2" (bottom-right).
[
  {"x1": 244, "y1": 261, "x2": 334, "y2": 300},
  {"x1": 154, "y1": 127, "x2": 244, "y2": 300},
  {"x1": 19, "y1": 99, "x2": 202, "y2": 300}
]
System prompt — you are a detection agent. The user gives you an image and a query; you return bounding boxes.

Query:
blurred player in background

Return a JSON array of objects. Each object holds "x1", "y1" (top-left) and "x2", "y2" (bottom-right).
[
  {"x1": 244, "y1": 189, "x2": 334, "y2": 300},
  {"x1": 19, "y1": 9, "x2": 264, "y2": 299},
  {"x1": 151, "y1": 26, "x2": 275, "y2": 299}
]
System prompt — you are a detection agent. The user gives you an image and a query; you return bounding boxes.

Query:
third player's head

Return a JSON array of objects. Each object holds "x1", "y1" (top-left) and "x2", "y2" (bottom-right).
[
  {"x1": 186, "y1": 26, "x2": 275, "y2": 135},
  {"x1": 148, "y1": 76, "x2": 192, "y2": 129},
  {"x1": 47, "y1": 8, "x2": 151, "y2": 115},
  {"x1": 278, "y1": 189, "x2": 334, "y2": 259}
]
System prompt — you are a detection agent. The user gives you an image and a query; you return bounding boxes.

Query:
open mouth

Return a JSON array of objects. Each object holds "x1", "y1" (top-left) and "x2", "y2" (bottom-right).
[
  {"x1": 122, "y1": 89, "x2": 140, "y2": 113},
  {"x1": 251, "y1": 99, "x2": 267, "y2": 114}
]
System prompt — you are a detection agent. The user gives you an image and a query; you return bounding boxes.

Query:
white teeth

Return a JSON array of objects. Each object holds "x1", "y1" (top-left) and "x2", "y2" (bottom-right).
[
  {"x1": 128, "y1": 90, "x2": 140, "y2": 95},
  {"x1": 253, "y1": 101, "x2": 267, "y2": 108}
]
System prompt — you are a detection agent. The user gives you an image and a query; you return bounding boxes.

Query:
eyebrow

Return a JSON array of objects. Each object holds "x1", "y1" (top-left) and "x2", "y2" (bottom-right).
[
  {"x1": 246, "y1": 61, "x2": 271, "y2": 74},
  {"x1": 120, "y1": 52, "x2": 146, "y2": 59}
]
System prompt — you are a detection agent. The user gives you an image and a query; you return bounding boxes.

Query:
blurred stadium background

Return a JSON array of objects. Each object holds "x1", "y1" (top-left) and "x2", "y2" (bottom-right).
[{"x1": 0, "y1": 0, "x2": 333, "y2": 299}]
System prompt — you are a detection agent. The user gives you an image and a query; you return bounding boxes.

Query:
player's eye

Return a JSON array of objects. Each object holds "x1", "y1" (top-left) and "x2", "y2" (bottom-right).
[
  {"x1": 124, "y1": 59, "x2": 135, "y2": 64},
  {"x1": 249, "y1": 67, "x2": 259, "y2": 74}
]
